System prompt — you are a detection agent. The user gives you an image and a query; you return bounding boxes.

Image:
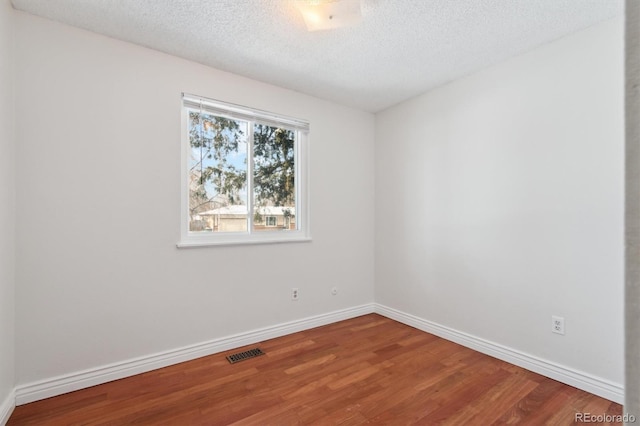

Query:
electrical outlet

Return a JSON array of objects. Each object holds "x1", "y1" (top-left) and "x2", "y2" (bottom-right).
[
  {"x1": 331, "y1": 287, "x2": 338, "y2": 295},
  {"x1": 291, "y1": 288, "x2": 299, "y2": 301},
  {"x1": 552, "y1": 315, "x2": 565, "y2": 335}
]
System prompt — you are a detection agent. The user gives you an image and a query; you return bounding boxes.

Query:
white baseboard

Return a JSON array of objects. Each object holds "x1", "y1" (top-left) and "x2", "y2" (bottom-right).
[
  {"x1": 14, "y1": 302, "x2": 623, "y2": 407},
  {"x1": 374, "y1": 303, "x2": 624, "y2": 404},
  {"x1": 0, "y1": 389, "x2": 15, "y2": 426},
  {"x1": 15, "y1": 303, "x2": 375, "y2": 405}
]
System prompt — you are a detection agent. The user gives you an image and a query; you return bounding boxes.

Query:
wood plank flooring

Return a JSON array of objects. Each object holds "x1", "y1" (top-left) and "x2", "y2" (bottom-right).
[{"x1": 8, "y1": 314, "x2": 623, "y2": 425}]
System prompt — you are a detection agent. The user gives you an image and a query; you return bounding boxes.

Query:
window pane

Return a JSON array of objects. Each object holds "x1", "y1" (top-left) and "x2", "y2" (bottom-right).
[
  {"x1": 188, "y1": 111, "x2": 248, "y2": 233},
  {"x1": 252, "y1": 124, "x2": 296, "y2": 232}
]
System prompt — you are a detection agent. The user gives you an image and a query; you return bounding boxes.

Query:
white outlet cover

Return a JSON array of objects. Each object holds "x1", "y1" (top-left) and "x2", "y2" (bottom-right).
[{"x1": 552, "y1": 315, "x2": 565, "y2": 335}]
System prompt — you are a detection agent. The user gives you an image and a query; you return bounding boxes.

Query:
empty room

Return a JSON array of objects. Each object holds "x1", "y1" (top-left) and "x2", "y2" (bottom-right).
[{"x1": 1, "y1": 0, "x2": 638, "y2": 424}]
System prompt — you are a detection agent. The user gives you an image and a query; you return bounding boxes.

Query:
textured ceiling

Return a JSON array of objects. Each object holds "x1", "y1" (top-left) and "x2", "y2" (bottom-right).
[{"x1": 11, "y1": 0, "x2": 623, "y2": 112}]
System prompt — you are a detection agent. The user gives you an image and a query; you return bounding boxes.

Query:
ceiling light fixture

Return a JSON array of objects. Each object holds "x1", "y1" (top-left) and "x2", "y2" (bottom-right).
[{"x1": 294, "y1": 0, "x2": 362, "y2": 32}]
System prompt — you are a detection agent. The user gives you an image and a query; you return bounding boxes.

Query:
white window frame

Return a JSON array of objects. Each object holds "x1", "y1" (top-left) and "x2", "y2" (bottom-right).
[{"x1": 178, "y1": 93, "x2": 311, "y2": 247}]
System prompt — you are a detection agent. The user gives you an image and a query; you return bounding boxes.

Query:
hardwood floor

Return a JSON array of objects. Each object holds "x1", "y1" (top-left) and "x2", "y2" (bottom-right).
[{"x1": 8, "y1": 314, "x2": 623, "y2": 425}]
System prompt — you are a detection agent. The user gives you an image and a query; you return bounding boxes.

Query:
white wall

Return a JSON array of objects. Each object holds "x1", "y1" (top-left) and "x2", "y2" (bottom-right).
[
  {"x1": 375, "y1": 18, "x2": 624, "y2": 386},
  {"x1": 0, "y1": 0, "x2": 15, "y2": 418},
  {"x1": 14, "y1": 12, "x2": 375, "y2": 386}
]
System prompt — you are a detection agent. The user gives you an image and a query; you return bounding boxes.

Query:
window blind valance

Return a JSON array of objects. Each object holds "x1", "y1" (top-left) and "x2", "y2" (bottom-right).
[{"x1": 182, "y1": 93, "x2": 310, "y2": 132}]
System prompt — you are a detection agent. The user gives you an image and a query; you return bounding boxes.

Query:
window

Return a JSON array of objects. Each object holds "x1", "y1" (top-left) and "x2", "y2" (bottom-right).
[{"x1": 179, "y1": 93, "x2": 310, "y2": 247}]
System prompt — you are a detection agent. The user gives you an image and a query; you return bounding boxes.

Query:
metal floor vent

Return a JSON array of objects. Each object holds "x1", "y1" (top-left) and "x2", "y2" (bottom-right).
[{"x1": 226, "y1": 348, "x2": 265, "y2": 364}]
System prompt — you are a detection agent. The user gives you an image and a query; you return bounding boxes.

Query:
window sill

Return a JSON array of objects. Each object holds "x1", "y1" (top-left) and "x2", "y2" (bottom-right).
[{"x1": 176, "y1": 234, "x2": 312, "y2": 248}]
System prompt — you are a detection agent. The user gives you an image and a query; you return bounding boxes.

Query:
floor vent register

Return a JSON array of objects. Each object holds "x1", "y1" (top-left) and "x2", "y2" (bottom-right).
[{"x1": 226, "y1": 348, "x2": 265, "y2": 364}]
